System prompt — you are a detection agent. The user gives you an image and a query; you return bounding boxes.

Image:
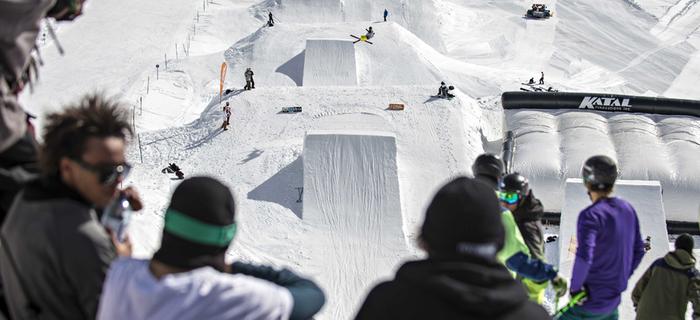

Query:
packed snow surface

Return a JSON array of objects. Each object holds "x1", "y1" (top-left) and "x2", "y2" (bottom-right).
[
  {"x1": 303, "y1": 130, "x2": 406, "y2": 318},
  {"x1": 18, "y1": 0, "x2": 700, "y2": 318},
  {"x1": 302, "y1": 39, "x2": 358, "y2": 86}
]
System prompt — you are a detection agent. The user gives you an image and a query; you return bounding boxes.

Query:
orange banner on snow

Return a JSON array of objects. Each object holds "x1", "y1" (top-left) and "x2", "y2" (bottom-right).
[{"x1": 219, "y1": 62, "x2": 228, "y2": 101}]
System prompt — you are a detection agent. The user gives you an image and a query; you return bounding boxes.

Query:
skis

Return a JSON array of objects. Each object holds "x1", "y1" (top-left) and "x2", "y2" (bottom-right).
[{"x1": 350, "y1": 35, "x2": 373, "y2": 45}]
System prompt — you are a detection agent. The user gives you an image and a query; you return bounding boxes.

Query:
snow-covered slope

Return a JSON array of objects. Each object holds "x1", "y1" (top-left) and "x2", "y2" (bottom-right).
[
  {"x1": 303, "y1": 130, "x2": 406, "y2": 319},
  {"x1": 126, "y1": 85, "x2": 483, "y2": 317},
  {"x1": 16, "y1": 0, "x2": 700, "y2": 318},
  {"x1": 302, "y1": 39, "x2": 358, "y2": 86}
]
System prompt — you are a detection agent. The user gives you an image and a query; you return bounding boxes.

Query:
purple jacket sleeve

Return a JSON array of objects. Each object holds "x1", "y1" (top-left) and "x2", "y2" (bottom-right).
[
  {"x1": 570, "y1": 210, "x2": 598, "y2": 293},
  {"x1": 631, "y1": 213, "x2": 645, "y2": 275}
]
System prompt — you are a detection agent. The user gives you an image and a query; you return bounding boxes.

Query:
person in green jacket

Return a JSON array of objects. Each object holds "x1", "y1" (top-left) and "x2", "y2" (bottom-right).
[
  {"x1": 632, "y1": 233, "x2": 700, "y2": 320},
  {"x1": 471, "y1": 154, "x2": 567, "y2": 302},
  {"x1": 499, "y1": 172, "x2": 549, "y2": 303}
]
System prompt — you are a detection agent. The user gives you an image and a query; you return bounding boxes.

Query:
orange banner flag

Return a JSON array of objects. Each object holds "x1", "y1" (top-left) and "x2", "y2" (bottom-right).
[{"x1": 219, "y1": 62, "x2": 228, "y2": 102}]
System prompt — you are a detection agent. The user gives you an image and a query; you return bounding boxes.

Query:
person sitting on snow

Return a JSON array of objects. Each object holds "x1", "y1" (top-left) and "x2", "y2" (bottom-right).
[
  {"x1": 365, "y1": 26, "x2": 375, "y2": 40},
  {"x1": 528, "y1": 77, "x2": 535, "y2": 85},
  {"x1": 438, "y1": 82, "x2": 448, "y2": 97}
]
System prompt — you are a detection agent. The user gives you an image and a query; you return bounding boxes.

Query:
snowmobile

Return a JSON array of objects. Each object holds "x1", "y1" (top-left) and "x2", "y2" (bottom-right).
[
  {"x1": 162, "y1": 163, "x2": 184, "y2": 180},
  {"x1": 526, "y1": 4, "x2": 553, "y2": 19}
]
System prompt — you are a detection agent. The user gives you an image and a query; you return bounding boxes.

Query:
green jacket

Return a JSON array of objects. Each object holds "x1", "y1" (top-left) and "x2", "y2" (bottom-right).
[
  {"x1": 497, "y1": 208, "x2": 530, "y2": 265},
  {"x1": 632, "y1": 249, "x2": 700, "y2": 320}
]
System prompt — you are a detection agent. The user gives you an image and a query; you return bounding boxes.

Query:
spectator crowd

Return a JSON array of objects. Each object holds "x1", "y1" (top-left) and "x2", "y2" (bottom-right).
[{"x1": 0, "y1": 1, "x2": 698, "y2": 320}]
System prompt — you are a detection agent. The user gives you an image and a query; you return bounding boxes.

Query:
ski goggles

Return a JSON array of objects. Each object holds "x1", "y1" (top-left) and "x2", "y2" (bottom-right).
[
  {"x1": 497, "y1": 191, "x2": 520, "y2": 205},
  {"x1": 73, "y1": 159, "x2": 132, "y2": 185}
]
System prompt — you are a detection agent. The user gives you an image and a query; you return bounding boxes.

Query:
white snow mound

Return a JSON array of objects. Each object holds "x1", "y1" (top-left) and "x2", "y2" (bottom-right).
[{"x1": 303, "y1": 39, "x2": 358, "y2": 86}]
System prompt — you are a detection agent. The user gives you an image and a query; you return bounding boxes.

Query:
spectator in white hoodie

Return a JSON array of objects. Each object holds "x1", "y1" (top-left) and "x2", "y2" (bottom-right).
[{"x1": 98, "y1": 176, "x2": 325, "y2": 320}]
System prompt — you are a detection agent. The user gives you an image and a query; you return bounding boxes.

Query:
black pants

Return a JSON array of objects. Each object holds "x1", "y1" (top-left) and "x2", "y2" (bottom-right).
[{"x1": 245, "y1": 79, "x2": 255, "y2": 90}]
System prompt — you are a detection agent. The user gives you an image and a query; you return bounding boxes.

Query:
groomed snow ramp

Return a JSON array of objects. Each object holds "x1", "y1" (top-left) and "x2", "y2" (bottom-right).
[
  {"x1": 558, "y1": 179, "x2": 668, "y2": 320},
  {"x1": 302, "y1": 130, "x2": 405, "y2": 319},
  {"x1": 302, "y1": 39, "x2": 357, "y2": 86}
]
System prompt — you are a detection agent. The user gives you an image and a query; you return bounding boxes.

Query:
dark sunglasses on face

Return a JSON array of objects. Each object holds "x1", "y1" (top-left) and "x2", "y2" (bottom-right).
[{"x1": 71, "y1": 158, "x2": 132, "y2": 185}]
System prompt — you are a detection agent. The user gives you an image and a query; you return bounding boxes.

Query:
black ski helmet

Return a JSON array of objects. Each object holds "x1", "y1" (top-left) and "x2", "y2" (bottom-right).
[
  {"x1": 448, "y1": 85, "x2": 454, "y2": 90},
  {"x1": 582, "y1": 155, "x2": 618, "y2": 191},
  {"x1": 501, "y1": 172, "x2": 529, "y2": 195},
  {"x1": 472, "y1": 153, "x2": 505, "y2": 180}
]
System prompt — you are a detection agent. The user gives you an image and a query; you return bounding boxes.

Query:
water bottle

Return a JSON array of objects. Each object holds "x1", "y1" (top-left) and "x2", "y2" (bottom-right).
[{"x1": 101, "y1": 192, "x2": 132, "y2": 243}]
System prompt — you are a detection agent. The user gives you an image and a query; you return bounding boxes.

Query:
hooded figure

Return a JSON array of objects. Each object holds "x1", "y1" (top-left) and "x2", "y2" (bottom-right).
[
  {"x1": 355, "y1": 177, "x2": 550, "y2": 320},
  {"x1": 632, "y1": 234, "x2": 700, "y2": 320}
]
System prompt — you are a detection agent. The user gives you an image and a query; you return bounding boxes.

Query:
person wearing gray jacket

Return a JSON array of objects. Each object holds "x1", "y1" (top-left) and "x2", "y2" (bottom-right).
[{"x1": 0, "y1": 94, "x2": 141, "y2": 319}]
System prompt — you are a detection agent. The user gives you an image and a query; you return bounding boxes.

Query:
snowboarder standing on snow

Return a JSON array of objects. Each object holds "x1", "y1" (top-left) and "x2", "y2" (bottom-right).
[
  {"x1": 267, "y1": 11, "x2": 274, "y2": 27},
  {"x1": 560, "y1": 155, "x2": 645, "y2": 320},
  {"x1": 244, "y1": 68, "x2": 255, "y2": 90},
  {"x1": 222, "y1": 102, "x2": 232, "y2": 130},
  {"x1": 384, "y1": 9, "x2": 389, "y2": 22},
  {"x1": 365, "y1": 26, "x2": 375, "y2": 40},
  {"x1": 539, "y1": 72, "x2": 544, "y2": 85}
]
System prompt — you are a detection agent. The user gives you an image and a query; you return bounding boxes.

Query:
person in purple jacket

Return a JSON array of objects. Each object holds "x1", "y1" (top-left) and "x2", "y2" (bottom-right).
[{"x1": 561, "y1": 155, "x2": 646, "y2": 320}]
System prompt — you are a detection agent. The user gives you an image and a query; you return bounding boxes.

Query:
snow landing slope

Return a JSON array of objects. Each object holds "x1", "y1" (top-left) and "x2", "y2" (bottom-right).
[
  {"x1": 126, "y1": 85, "x2": 484, "y2": 319},
  {"x1": 302, "y1": 39, "x2": 358, "y2": 86},
  {"x1": 303, "y1": 130, "x2": 405, "y2": 319}
]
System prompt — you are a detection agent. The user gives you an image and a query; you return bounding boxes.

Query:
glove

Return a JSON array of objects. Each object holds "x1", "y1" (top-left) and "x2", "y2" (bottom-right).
[
  {"x1": 551, "y1": 276, "x2": 568, "y2": 298},
  {"x1": 569, "y1": 289, "x2": 588, "y2": 306}
]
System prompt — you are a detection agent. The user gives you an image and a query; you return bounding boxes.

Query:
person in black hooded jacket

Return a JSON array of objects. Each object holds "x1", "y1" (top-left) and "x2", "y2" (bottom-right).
[{"x1": 355, "y1": 177, "x2": 549, "y2": 320}]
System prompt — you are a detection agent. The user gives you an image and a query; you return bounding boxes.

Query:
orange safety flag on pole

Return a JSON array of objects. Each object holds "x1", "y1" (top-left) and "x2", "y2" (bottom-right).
[{"x1": 219, "y1": 62, "x2": 228, "y2": 102}]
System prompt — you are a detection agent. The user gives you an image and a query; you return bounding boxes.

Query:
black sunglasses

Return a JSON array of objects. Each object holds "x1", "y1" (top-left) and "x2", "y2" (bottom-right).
[{"x1": 71, "y1": 159, "x2": 132, "y2": 185}]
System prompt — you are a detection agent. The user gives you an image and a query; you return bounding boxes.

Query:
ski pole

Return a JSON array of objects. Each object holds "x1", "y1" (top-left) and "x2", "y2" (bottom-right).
[
  {"x1": 46, "y1": 21, "x2": 65, "y2": 55},
  {"x1": 553, "y1": 291, "x2": 587, "y2": 319}
]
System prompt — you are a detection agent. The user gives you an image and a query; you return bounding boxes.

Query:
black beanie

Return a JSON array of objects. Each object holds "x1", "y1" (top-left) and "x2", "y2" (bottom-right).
[
  {"x1": 153, "y1": 176, "x2": 236, "y2": 272},
  {"x1": 675, "y1": 233, "x2": 694, "y2": 254},
  {"x1": 421, "y1": 177, "x2": 505, "y2": 258}
]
